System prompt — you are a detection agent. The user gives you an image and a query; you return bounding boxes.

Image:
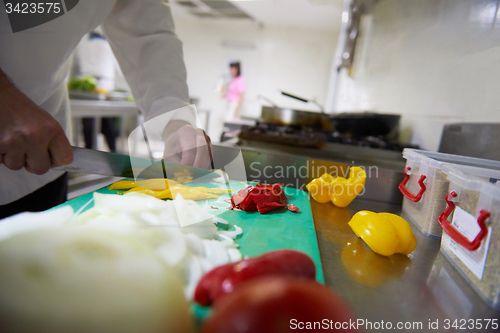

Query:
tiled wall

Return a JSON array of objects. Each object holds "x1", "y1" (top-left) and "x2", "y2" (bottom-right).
[{"x1": 348, "y1": 0, "x2": 500, "y2": 150}]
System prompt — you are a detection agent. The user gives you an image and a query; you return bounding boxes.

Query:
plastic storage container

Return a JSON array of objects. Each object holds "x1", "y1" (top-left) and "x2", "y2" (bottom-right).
[
  {"x1": 399, "y1": 149, "x2": 500, "y2": 237},
  {"x1": 439, "y1": 165, "x2": 500, "y2": 307}
]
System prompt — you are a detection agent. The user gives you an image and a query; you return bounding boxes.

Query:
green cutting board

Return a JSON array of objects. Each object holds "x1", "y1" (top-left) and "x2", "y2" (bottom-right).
[
  {"x1": 59, "y1": 180, "x2": 323, "y2": 325},
  {"x1": 61, "y1": 180, "x2": 323, "y2": 282}
]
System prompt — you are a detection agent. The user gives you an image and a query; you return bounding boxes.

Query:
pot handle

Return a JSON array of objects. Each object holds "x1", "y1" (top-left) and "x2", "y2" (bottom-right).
[
  {"x1": 438, "y1": 191, "x2": 490, "y2": 251},
  {"x1": 399, "y1": 167, "x2": 427, "y2": 202}
]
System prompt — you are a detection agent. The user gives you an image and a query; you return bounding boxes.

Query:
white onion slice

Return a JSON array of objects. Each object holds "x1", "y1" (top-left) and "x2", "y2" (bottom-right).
[
  {"x1": 218, "y1": 224, "x2": 243, "y2": 240},
  {"x1": 202, "y1": 239, "x2": 230, "y2": 268},
  {"x1": 0, "y1": 206, "x2": 74, "y2": 242},
  {"x1": 228, "y1": 248, "x2": 243, "y2": 262},
  {"x1": 94, "y1": 192, "x2": 168, "y2": 215},
  {"x1": 0, "y1": 227, "x2": 192, "y2": 332}
]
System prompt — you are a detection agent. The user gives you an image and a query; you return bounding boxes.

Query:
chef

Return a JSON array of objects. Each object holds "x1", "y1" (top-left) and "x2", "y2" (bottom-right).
[{"x1": 0, "y1": 0, "x2": 211, "y2": 218}]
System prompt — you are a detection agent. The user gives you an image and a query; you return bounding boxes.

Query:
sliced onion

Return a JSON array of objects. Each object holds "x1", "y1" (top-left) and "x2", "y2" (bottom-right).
[
  {"x1": 217, "y1": 233, "x2": 235, "y2": 246},
  {"x1": 94, "y1": 192, "x2": 168, "y2": 215},
  {"x1": 139, "y1": 212, "x2": 162, "y2": 226},
  {"x1": 84, "y1": 212, "x2": 146, "y2": 233},
  {"x1": 0, "y1": 227, "x2": 192, "y2": 332},
  {"x1": 0, "y1": 192, "x2": 244, "y2": 305},
  {"x1": 180, "y1": 255, "x2": 205, "y2": 299},
  {"x1": 74, "y1": 207, "x2": 100, "y2": 225},
  {"x1": 218, "y1": 225, "x2": 243, "y2": 240},
  {"x1": 155, "y1": 228, "x2": 188, "y2": 267},
  {"x1": 227, "y1": 248, "x2": 243, "y2": 262},
  {"x1": 202, "y1": 239, "x2": 230, "y2": 268},
  {"x1": 212, "y1": 215, "x2": 229, "y2": 226},
  {"x1": 184, "y1": 233, "x2": 205, "y2": 257},
  {"x1": 0, "y1": 206, "x2": 74, "y2": 242}
]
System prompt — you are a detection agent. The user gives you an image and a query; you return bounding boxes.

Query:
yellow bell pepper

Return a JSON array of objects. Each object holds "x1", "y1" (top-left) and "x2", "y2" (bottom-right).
[
  {"x1": 306, "y1": 166, "x2": 366, "y2": 207},
  {"x1": 170, "y1": 188, "x2": 219, "y2": 200},
  {"x1": 124, "y1": 188, "x2": 173, "y2": 199},
  {"x1": 108, "y1": 178, "x2": 231, "y2": 201},
  {"x1": 348, "y1": 211, "x2": 417, "y2": 256},
  {"x1": 173, "y1": 170, "x2": 194, "y2": 184},
  {"x1": 108, "y1": 179, "x2": 179, "y2": 191},
  {"x1": 186, "y1": 187, "x2": 233, "y2": 194},
  {"x1": 136, "y1": 179, "x2": 179, "y2": 190},
  {"x1": 305, "y1": 177, "x2": 331, "y2": 203},
  {"x1": 108, "y1": 180, "x2": 137, "y2": 190}
]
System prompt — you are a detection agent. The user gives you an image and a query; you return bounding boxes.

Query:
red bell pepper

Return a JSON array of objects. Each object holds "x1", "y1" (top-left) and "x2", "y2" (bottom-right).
[
  {"x1": 194, "y1": 249, "x2": 316, "y2": 306},
  {"x1": 231, "y1": 183, "x2": 288, "y2": 214}
]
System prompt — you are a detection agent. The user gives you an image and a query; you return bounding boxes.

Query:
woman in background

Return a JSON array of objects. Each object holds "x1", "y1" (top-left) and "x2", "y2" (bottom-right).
[{"x1": 222, "y1": 62, "x2": 246, "y2": 122}]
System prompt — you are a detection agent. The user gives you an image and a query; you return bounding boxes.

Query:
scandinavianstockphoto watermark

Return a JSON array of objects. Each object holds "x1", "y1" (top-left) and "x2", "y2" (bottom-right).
[{"x1": 248, "y1": 161, "x2": 378, "y2": 196}]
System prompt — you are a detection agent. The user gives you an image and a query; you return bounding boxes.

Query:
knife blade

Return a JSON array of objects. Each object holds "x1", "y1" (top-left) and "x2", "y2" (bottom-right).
[{"x1": 53, "y1": 146, "x2": 218, "y2": 180}]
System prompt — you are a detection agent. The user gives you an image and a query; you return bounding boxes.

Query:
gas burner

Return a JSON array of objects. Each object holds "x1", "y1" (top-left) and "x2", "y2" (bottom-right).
[
  {"x1": 238, "y1": 123, "x2": 327, "y2": 148},
  {"x1": 238, "y1": 123, "x2": 418, "y2": 152}
]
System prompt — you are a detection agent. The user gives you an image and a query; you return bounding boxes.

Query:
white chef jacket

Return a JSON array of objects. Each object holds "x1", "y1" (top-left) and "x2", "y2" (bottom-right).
[
  {"x1": 76, "y1": 30, "x2": 119, "y2": 91},
  {"x1": 0, "y1": 0, "x2": 191, "y2": 205}
]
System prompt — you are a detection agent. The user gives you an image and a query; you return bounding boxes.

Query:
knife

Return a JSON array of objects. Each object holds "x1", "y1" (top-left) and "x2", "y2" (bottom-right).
[{"x1": 53, "y1": 146, "x2": 218, "y2": 180}]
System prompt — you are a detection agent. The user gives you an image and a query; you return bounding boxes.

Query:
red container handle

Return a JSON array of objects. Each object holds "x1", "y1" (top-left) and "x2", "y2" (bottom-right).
[
  {"x1": 399, "y1": 166, "x2": 427, "y2": 202},
  {"x1": 438, "y1": 191, "x2": 490, "y2": 251}
]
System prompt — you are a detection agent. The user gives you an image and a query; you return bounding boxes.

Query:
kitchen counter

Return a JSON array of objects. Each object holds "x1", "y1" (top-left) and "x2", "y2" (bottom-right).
[
  {"x1": 227, "y1": 144, "x2": 500, "y2": 331},
  {"x1": 70, "y1": 99, "x2": 141, "y2": 152},
  {"x1": 312, "y1": 198, "x2": 499, "y2": 332},
  {"x1": 65, "y1": 143, "x2": 500, "y2": 329}
]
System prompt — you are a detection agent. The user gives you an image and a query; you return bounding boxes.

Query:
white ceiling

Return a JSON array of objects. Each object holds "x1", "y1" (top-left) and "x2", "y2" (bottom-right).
[{"x1": 170, "y1": 0, "x2": 343, "y2": 31}]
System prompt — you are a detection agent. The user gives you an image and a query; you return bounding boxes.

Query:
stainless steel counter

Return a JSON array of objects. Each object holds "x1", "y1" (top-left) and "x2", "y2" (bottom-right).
[
  {"x1": 70, "y1": 99, "x2": 141, "y2": 152},
  {"x1": 222, "y1": 144, "x2": 500, "y2": 331},
  {"x1": 313, "y1": 198, "x2": 499, "y2": 332}
]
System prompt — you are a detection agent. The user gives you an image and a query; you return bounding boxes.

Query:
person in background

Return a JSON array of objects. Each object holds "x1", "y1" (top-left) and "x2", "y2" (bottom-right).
[
  {"x1": 76, "y1": 28, "x2": 119, "y2": 152},
  {"x1": 222, "y1": 62, "x2": 246, "y2": 122}
]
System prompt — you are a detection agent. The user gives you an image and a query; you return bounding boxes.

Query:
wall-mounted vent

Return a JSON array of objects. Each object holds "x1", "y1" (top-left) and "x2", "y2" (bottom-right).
[
  {"x1": 191, "y1": 11, "x2": 218, "y2": 18},
  {"x1": 176, "y1": 0, "x2": 254, "y2": 21},
  {"x1": 177, "y1": 1, "x2": 198, "y2": 8},
  {"x1": 222, "y1": 12, "x2": 252, "y2": 19},
  {"x1": 201, "y1": 0, "x2": 240, "y2": 11}
]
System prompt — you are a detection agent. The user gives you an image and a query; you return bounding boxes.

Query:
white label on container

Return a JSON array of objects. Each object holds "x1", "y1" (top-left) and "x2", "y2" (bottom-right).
[{"x1": 448, "y1": 206, "x2": 492, "y2": 280}]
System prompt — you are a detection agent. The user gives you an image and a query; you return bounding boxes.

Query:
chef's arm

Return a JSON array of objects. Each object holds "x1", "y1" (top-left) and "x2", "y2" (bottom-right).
[
  {"x1": 0, "y1": 68, "x2": 72, "y2": 175},
  {"x1": 102, "y1": 0, "x2": 211, "y2": 168}
]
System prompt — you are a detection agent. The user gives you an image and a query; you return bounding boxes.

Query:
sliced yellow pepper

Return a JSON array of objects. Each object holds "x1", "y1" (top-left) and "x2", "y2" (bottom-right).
[
  {"x1": 170, "y1": 188, "x2": 220, "y2": 200},
  {"x1": 306, "y1": 166, "x2": 366, "y2": 207},
  {"x1": 108, "y1": 179, "x2": 179, "y2": 191},
  {"x1": 348, "y1": 211, "x2": 417, "y2": 256},
  {"x1": 109, "y1": 178, "x2": 230, "y2": 201},
  {"x1": 136, "y1": 179, "x2": 179, "y2": 190},
  {"x1": 124, "y1": 188, "x2": 172, "y2": 199},
  {"x1": 173, "y1": 169, "x2": 193, "y2": 184},
  {"x1": 187, "y1": 187, "x2": 233, "y2": 194},
  {"x1": 379, "y1": 213, "x2": 417, "y2": 256},
  {"x1": 108, "y1": 180, "x2": 137, "y2": 190},
  {"x1": 306, "y1": 178, "x2": 332, "y2": 203}
]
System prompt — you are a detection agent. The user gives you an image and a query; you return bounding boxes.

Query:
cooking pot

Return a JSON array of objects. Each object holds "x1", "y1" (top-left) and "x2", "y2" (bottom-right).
[
  {"x1": 331, "y1": 112, "x2": 400, "y2": 139},
  {"x1": 260, "y1": 106, "x2": 332, "y2": 130}
]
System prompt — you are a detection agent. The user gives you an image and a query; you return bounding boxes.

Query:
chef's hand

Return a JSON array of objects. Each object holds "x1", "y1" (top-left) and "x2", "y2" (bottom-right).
[
  {"x1": 162, "y1": 120, "x2": 212, "y2": 169},
  {"x1": 0, "y1": 76, "x2": 73, "y2": 175}
]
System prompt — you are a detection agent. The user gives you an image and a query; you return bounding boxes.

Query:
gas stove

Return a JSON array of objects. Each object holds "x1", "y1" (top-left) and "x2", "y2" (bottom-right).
[{"x1": 237, "y1": 122, "x2": 417, "y2": 152}]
